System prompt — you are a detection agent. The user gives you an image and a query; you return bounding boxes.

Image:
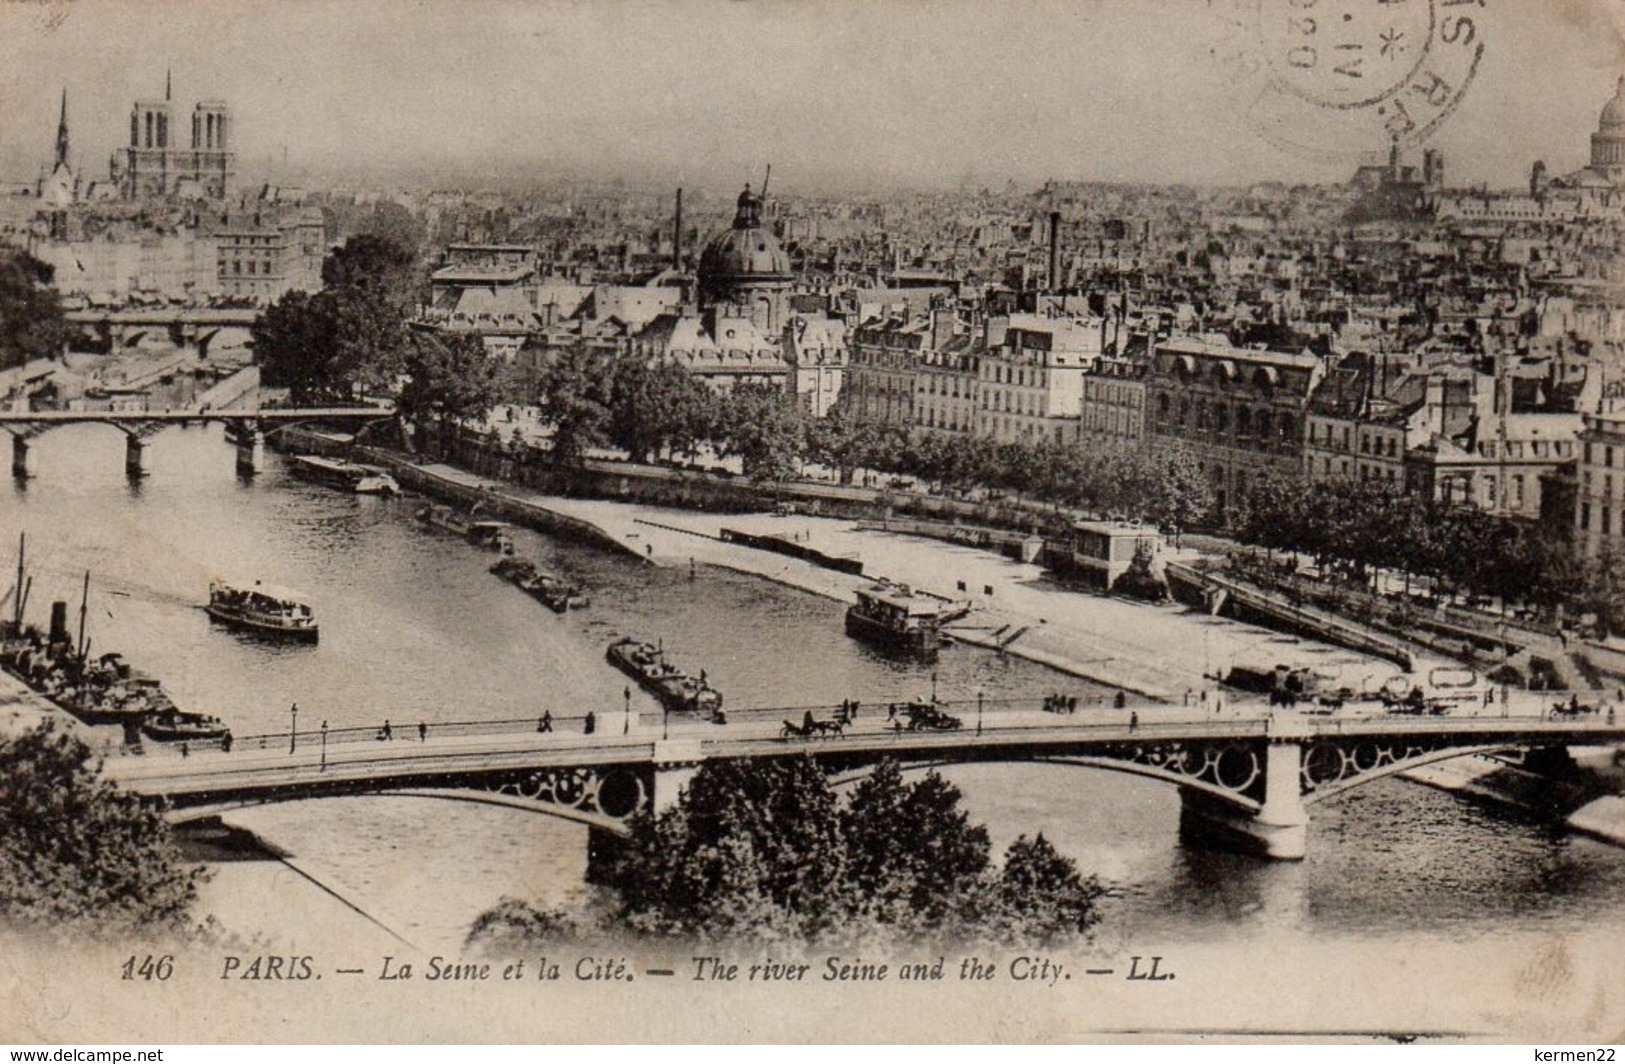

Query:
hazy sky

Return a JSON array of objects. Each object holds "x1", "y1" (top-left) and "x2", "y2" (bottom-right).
[{"x1": 1, "y1": 0, "x2": 1621, "y2": 193}]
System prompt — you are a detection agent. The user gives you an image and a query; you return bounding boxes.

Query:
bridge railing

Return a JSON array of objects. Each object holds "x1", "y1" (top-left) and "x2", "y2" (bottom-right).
[{"x1": 98, "y1": 688, "x2": 1619, "y2": 760}]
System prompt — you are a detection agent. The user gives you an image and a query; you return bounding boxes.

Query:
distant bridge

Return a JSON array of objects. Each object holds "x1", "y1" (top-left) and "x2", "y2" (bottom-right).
[
  {"x1": 102, "y1": 704, "x2": 1625, "y2": 861},
  {"x1": 0, "y1": 405, "x2": 394, "y2": 478},
  {"x1": 64, "y1": 307, "x2": 261, "y2": 359}
]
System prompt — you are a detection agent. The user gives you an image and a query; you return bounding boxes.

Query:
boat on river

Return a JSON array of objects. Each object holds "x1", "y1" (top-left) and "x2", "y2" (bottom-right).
[
  {"x1": 490, "y1": 556, "x2": 588, "y2": 612},
  {"x1": 844, "y1": 581, "x2": 961, "y2": 656},
  {"x1": 288, "y1": 454, "x2": 400, "y2": 496},
  {"x1": 417, "y1": 504, "x2": 515, "y2": 554},
  {"x1": 0, "y1": 545, "x2": 188, "y2": 729},
  {"x1": 605, "y1": 636, "x2": 722, "y2": 716},
  {"x1": 205, "y1": 580, "x2": 320, "y2": 643}
]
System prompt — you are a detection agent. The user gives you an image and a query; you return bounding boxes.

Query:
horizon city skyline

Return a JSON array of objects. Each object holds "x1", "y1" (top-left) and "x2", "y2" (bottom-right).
[{"x1": 1, "y1": 0, "x2": 1621, "y2": 196}]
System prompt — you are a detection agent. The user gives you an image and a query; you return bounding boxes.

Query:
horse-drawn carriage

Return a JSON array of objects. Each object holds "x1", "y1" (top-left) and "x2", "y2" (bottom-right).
[{"x1": 780, "y1": 713, "x2": 846, "y2": 739}]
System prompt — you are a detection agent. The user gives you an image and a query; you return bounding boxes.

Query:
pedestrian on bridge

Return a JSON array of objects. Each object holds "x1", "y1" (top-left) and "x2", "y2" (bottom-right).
[
  {"x1": 379, "y1": 719, "x2": 393, "y2": 741},
  {"x1": 584, "y1": 711, "x2": 596, "y2": 735},
  {"x1": 1129, "y1": 711, "x2": 1139, "y2": 733},
  {"x1": 418, "y1": 722, "x2": 427, "y2": 742},
  {"x1": 538, "y1": 711, "x2": 553, "y2": 733}
]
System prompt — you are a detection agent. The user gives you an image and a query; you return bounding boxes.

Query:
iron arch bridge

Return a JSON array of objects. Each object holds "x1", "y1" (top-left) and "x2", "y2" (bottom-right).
[{"x1": 103, "y1": 708, "x2": 1625, "y2": 860}]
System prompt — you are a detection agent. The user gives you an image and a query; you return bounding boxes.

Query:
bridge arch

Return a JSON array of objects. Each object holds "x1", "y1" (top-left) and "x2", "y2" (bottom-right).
[
  {"x1": 161, "y1": 762, "x2": 651, "y2": 836},
  {"x1": 166, "y1": 787, "x2": 635, "y2": 835},
  {"x1": 1299, "y1": 740, "x2": 1518, "y2": 806},
  {"x1": 827, "y1": 745, "x2": 1266, "y2": 815}
]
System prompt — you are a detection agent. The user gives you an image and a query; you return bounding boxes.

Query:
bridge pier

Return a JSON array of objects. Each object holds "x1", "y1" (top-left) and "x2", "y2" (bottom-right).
[
  {"x1": 10, "y1": 435, "x2": 33, "y2": 480},
  {"x1": 652, "y1": 739, "x2": 704, "y2": 814},
  {"x1": 124, "y1": 434, "x2": 150, "y2": 479},
  {"x1": 1179, "y1": 740, "x2": 1308, "y2": 861},
  {"x1": 235, "y1": 429, "x2": 265, "y2": 475}
]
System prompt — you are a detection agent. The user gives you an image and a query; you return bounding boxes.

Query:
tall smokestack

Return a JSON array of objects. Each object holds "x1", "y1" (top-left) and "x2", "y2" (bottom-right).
[
  {"x1": 673, "y1": 188, "x2": 683, "y2": 270},
  {"x1": 1048, "y1": 211, "x2": 1061, "y2": 294}
]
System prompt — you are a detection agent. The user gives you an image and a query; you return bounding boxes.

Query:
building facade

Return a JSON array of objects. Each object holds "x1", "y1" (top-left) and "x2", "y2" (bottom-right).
[
  {"x1": 1145, "y1": 336, "x2": 1324, "y2": 513},
  {"x1": 976, "y1": 313, "x2": 1101, "y2": 444},
  {"x1": 1576, "y1": 408, "x2": 1625, "y2": 558}
]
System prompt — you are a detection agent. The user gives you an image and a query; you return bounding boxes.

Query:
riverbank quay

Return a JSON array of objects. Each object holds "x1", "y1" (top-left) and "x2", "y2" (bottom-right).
[
  {"x1": 275, "y1": 427, "x2": 1396, "y2": 700},
  {"x1": 1400, "y1": 750, "x2": 1625, "y2": 850},
  {"x1": 0, "y1": 672, "x2": 67, "y2": 738}
]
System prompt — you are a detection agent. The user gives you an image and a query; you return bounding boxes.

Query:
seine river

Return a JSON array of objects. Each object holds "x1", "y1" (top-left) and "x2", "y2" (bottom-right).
[{"x1": 4, "y1": 423, "x2": 1623, "y2": 963}]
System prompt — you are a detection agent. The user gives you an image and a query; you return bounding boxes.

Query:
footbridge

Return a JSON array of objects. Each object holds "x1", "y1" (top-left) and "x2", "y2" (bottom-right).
[
  {"x1": 0, "y1": 405, "x2": 394, "y2": 479},
  {"x1": 101, "y1": 703, "x2": 1625, "y2": 860}
]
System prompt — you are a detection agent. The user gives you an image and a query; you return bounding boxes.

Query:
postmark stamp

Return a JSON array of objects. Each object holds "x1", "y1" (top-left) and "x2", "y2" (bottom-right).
[{"x1": 1209, "y1": 0, "x2": 1486, "y2": 160}]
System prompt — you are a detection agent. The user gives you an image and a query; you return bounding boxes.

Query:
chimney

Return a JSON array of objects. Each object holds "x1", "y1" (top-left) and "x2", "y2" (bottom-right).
[
  {"x1": 930, "y1": 304, "x2": 956, "y2": 350},
  {"x1": 1048, "y1": 211, "x2": 1061, "y2": 293},
  {"x1": 673, "y1": 187, "x2": 683, "y2": 271}
]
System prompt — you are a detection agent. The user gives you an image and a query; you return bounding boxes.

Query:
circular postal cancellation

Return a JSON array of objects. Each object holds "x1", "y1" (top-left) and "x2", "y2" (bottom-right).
[{"x1": 1208, "y1": 0, "x2": 1486, "y2": 160}]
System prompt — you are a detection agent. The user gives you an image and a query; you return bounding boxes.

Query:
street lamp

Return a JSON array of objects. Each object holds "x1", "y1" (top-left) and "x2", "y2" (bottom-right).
[
  {"x1": 663, "y1": 704, "x2": 670, "y2": 741},
  {"x1": 320, "y1": 720, "x2": 328, "y2": 771},
  {"x1": 289, "y1": 702, "x2": 298, "y2": 754},
  {"x1": 931, "y1": 670, "x2": 938, "y2": 703},
  {"x1": 976, "y1": 690, "x2": 984, "y2": 737},
  {"x1": 624, "y1": 686, "x2": 631, "y2": 736}
]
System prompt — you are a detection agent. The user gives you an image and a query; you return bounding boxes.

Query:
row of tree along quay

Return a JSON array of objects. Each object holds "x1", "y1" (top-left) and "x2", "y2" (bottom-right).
[{"x1": 465, "y1": 758, "x2": 1103, "y2": 952}]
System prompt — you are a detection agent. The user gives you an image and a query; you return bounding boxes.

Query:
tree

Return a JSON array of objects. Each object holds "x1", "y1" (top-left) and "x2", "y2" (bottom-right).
[
  {"x1": 717, "y1": 383, "x2": 805, "y2": 484},
  {"x1": 252, "y1": 232, "x2": 426, "y2": 405},
  {"x1": 0, "y1": 722, "x2": 206, "y2": 939},
  {"x1": 842, "y1": 761, "x2": 991, "y2": 930},
  {"x1": 804, "y1": 406, "x2": 875, "y2": 486},
  {"x1": 0, "y1": 250, "x2": 70, "y2": 372},
  {"x1": 532, "y1": 346, "x2": 612, "y2": 469},
  {"x1": 396, "y1": 331, "x2": 505, "y2": 425},
  {"x1": 606, "y1": 357, "x2": 710, "y2": 465},
  {"x1": 321, "y1": 231, "x2": 420, "y2": 312},
  {"x1": 251, "y1": 289, "x2": 345, "y2": 402},
  {"x1": 986, "y1": 833, "x2": 1103, "y2": 945},
  {"x1": 528, "y1": 756, "x2": 1105, "y2": 948}
]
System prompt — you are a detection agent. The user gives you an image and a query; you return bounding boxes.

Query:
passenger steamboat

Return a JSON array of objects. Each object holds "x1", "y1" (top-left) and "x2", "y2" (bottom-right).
[{"x1": 205, "y1": 580, "x2": 320, "y2": 643}]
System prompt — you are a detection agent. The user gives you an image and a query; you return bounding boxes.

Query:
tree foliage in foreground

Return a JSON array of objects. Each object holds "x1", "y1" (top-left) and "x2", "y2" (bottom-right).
[
  {"x1": 467, "y1": 757, "x2": 1103, "y2": 950},
  {"x1": 0, "y1": 722, "x2": 206, "y2": 940},
  {"x1": 0, "y1": 249, "x2": 70, "y2": 373}
]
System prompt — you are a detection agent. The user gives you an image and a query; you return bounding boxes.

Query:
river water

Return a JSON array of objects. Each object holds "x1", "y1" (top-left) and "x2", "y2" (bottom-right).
[{"x1": 4, "y1": 423, "x2": 1623, "y2": 969}]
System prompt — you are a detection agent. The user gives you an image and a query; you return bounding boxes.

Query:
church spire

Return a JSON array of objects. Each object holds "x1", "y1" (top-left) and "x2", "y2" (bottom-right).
[{"x1": 54, "y1": 87, "x2": 69, "y2": 168}]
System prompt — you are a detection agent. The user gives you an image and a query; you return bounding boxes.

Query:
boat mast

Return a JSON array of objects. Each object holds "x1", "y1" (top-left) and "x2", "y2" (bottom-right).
[
  {"x1": 77, "y1": 570, "x2": 89, "y2": 659},
  {"x1": 12, "y1": 532, "x2": 22, "y2": 629}
]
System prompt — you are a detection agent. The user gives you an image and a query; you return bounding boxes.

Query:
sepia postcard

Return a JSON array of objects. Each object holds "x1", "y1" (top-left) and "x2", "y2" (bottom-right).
[{"x1": 1, "y1": 0, "x2": 1623, "y2": 1045}]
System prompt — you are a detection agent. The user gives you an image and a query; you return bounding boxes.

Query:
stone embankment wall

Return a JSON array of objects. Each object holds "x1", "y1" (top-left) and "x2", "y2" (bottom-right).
[{"x1": 274, "y1": 426, "x2": 637, "y2": 558}]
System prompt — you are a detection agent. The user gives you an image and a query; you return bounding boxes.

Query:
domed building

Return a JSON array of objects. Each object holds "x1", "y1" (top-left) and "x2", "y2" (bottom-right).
[
  {"x1": 1588, "y1": 76, "x2": 1625, "y2": 185},
  {"x1": 696, "y1": 184, "x2": 794, "y2": 335}
]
